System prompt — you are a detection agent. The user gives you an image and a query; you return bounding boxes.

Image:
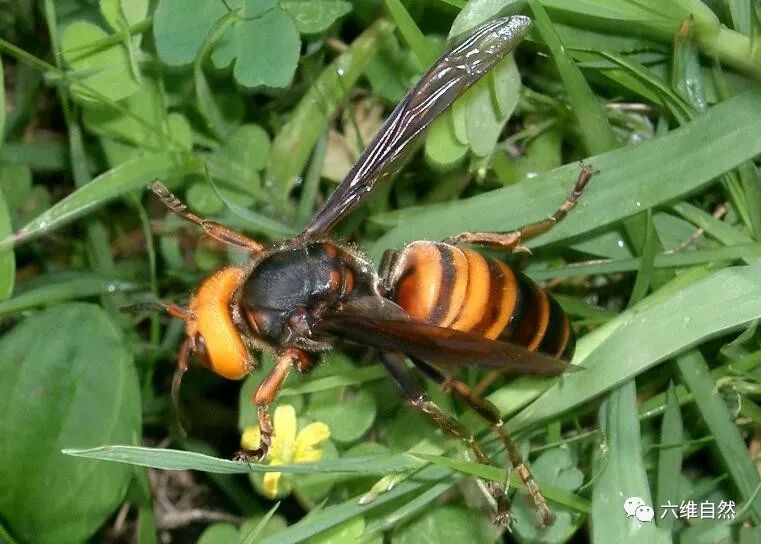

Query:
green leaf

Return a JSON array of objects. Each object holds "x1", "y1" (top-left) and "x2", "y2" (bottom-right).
[
  {"x1": 364, "y1": 32, "x2": 421, "y2": 103},
  {"x1": 0, "y1": 151, "x2": 198, "y2": 250},
  {"x1": 153, "y1": 0, "x2": 227, "y2": 66},
  {"x1": 424, "y1": 109, "x2": 468, "y2": 170},
  {"x1": 0, "y1": 187, "x2": 16, "y2": 304},
  {"x1": 507, "y1": 264, "x2": 761, "y2": 433},
  {"x1": 60, "y1": 20, "x2": 140, "y2": 102},
  {"x1": 0, "y1": 274, "x2": 139, "y2": 316},
  {"x1": 187, "y1": 182, "x2": 225, "y2": 216},
  {"x1": 280, "y1": 0, "x2": 352, "y2": 34},
  {"x1": 592, "y1": 381, "x2": 671, "y2": 543},
  {"x1": 0, "y1": 303, "x2": 140, "y2": 544},
  {"x1": 677, "y1": 350, "x2": 761, "y2": 523},
  {"x1": 308, "y1": 387, "x2": 377, "y2": 444},
  {"x1": 63, "y1": 445, "x2": 424, "y2": 474},
  {"x1": 210, "y1": 123, "x2": 271, "y2": 195},
  {"x1": 266, "y1": 19, "x2": 394, "y2": 196},
  {"x1": 392, "y1": 505, "x2": 497, "y2": 544},
  {"x1": 528, "y1": 0, "x2": 616, "y2": 155},
  {"x1": 464, "y1": 55, "x2": 520, "y2": 157},
  {"x1": 305, "y1": 353, "x2": 377, "y2": 444},
  {"x1": 370, "y1": 91, "x2": 761, "y2": 259},
  {"x1": 211, "y1": 6, "x2": 300, "y2": 89},
  {"x1": 83, "y1": 82, "x2": 192, "y2": 158},
  {"x1": 0, "y1": 57, "x2": 13, "y2": 300},
  {"x1": 512, "y1": 448, "x2": 584, "y2": 542},
  {"x1": 309, "y1": 516, "x2": 378, "y2": 544},
  {"x1": 655, "y1": 383, "x2": 683, "y2": 530},
  {"x1": 198, "y1": 523, "x2": 239, "y2": 544},
  {"x1": 448, "y1": 0, "x2": 516, "y2": 37},
  {"x1": 100, "y1": 0, "x2": 149, "y2": 31}
]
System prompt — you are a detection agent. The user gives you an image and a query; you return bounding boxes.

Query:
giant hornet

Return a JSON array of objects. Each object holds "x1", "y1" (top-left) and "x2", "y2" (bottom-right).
[{"x1": 148, "y1": 16, "x2": 591, "y2": 527}]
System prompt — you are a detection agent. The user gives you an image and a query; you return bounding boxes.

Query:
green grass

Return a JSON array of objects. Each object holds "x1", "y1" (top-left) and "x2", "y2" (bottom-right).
[{"x1": 0, "y1": 1, "x2": 760, "y2": 543}]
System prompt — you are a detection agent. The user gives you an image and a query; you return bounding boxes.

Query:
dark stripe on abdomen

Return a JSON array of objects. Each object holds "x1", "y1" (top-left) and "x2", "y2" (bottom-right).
[
  {"x1": 428, "y1": 244, "x2": 456, "y2": 324},
  {"x1": 500, "y1": 272, "x2": 574, "y2": 361}
]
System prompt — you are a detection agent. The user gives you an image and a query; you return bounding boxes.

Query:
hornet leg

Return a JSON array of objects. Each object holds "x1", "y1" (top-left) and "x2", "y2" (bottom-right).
[
  {"x1": 412, "y1": 357, "x2": 554, "y2": 528},
  {"x1": 150, "y1": 181, "x2": 264, "y2": 253},
  {"x1": 235, "y1": 348, "x2": 311, "y2": 461},
  {"x1": 379, "y1": 352, "x2": 510, "y2": 524},
  {"x1": 446, "y1": 165, "x2": 594, "y2": 252}
]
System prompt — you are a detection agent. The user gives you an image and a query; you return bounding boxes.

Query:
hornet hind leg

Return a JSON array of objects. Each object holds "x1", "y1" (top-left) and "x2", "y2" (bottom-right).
[
  {"x1": 378, "y1": 352, "x2": 512, "y2": 526},
  {"x1": 412, "y1": 357, "x2": 554, "y2": 528},
  {"x1": 445, "y1": 165, "x2": 594, "y2": 252}
]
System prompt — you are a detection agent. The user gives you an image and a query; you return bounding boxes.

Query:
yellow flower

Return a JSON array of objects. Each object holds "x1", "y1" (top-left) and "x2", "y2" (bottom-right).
[{"x1": 240, "y1": 404, "x2": 330, "y2": 498}]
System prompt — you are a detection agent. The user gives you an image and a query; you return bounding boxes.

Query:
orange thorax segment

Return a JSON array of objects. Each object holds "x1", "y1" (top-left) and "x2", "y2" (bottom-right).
[{"x1": 188, "y1": 266, "x2": 251, "y2": 379}]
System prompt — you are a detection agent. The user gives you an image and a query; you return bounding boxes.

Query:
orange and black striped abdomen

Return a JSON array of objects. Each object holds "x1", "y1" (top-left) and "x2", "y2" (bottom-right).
[{"x1": 390, "y1": 241, "x2": 574, "y2": 360}]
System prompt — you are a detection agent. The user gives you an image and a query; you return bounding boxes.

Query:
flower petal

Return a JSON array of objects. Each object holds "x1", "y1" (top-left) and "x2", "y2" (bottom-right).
[
  {"x1": 296, "y1": 421, "x2": 330, "y2": 448},
  {"x1": 240, "y1": 425, "x2": 261, "y2": 451},
  {"x1": 273, "y1": 405, "x2": 297, "y2": 443},
  {"x1": 262, "y1": 470, "x2": 282, "y2": 498},
  {"x1": 269, "y1": 404, "x2": 298, "y2": 462},
  {"x1": 296, "y1": 447, "x2": 323, "y2": 463},
  {"x1": 295, "y1": 422, "x2": 330, "y2": 453}
]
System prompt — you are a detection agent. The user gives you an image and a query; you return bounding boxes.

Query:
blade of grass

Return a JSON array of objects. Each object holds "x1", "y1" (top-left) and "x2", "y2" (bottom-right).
[
  {"x1": 671, "y1": 202, "x2": 756, "y2": 256},
  {"x1": 411, "y1": 452, "x2": 591, "y2": 514},
  {"x1": 507, "y1": 264, "x2": 761, "y2": 433},
  {"x1": 370, "y1": 91, "x2": 761, "y2": 259},
  {"x1": 528, "y1": 0, "x2": 616, "y2": 155},
  {"x1": 0, "y1": 152, "x2": 199, "y2": 250},
  {"x1": 0, "y1": 53, "x2": 14, "y2": 301},
  {"x1": 627, "y1": 210, "x2": 659, "y2": 305},
  {"x1": 193, "y1": 10, "x2": 239, "y2": 140},
  {"x1": 727, "y1": 0, "x2": 753, "y2": 36},
  {"x1": 265, "y1": 20, "x2": 395, "y2": 197},
  {"x1": 359, "y1": 481, "x2": 452, "y2": 540},
  {"x1": 529, "y1": 243, "x2": 761, "y2": 280},
  {"x1": 0, "y1": 275, "x2": 140, "y2": 316},
  {"x1": 63, "y1": 446, "x2": 424, "y2": 475},
  {"x1": 0, "y1": 141, "x2": 69, "y2": 171},
  {"x1": 672, "y1": 18, "x2": 706, "y2": 112},
  {"x1": 639, "y1": 349, "x2": 761, "y2": 420},
  {"x1": 655, "y1": 383, "x2": 683, "y2": 530},
  {"x1": 258, "y1": 465, "x2": 452, "y2": 544},
  {"x1": 297, "y1": 128, "x2": 328, "y2": 226},
  {"x1": 242, "y1": 502, "x2": 281, "y2": 544},
  {"x1": 737, "y1": 162, "x2": 761, "y2": 241},
  {"x1": 384, "y1": 0, "x2": 436, "y2": 66},
  {"x1": 553, "y1": 294, "x2": 617, "y2": 323},
  {"x1": 676, "y1": 350, "x2": 761, "y2": 524},
  {"x1": 592, "y1": 381, "x2": 671, "y2": 543}
]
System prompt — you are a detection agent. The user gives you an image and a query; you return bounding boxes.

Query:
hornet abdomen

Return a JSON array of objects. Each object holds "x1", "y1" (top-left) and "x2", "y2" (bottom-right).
[{"x1": 389, "y1": 241, "x2": 575, "y2": 360}]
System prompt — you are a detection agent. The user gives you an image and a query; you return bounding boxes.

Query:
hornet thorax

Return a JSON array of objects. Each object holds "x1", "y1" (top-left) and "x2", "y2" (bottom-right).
[{"x1": 241, "y1": 242, "x2": 378, "y2": 349}]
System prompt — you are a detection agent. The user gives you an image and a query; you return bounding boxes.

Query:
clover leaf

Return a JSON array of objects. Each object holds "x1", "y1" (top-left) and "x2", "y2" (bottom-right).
[
  {"x1": 61, "y1": 21, "x2": 140, "y2": 102},
  {"x1": 281, "y1": 0, "x2": 352, "y2": 34},
  {"x1": 153, "y1": 0, "x2": 227, "y2": 66},
  {"x1": 155, "y1": 0, "x2": 352, "y2": 89},
  {"x1": 210, "y1": 2, "x2": 300, "y2": 89}
]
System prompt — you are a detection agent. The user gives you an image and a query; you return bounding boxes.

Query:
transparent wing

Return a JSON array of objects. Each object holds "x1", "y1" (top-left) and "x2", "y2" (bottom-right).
[{"x1": 299, "y1": 16, "x2": 532, "y2": 240}]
